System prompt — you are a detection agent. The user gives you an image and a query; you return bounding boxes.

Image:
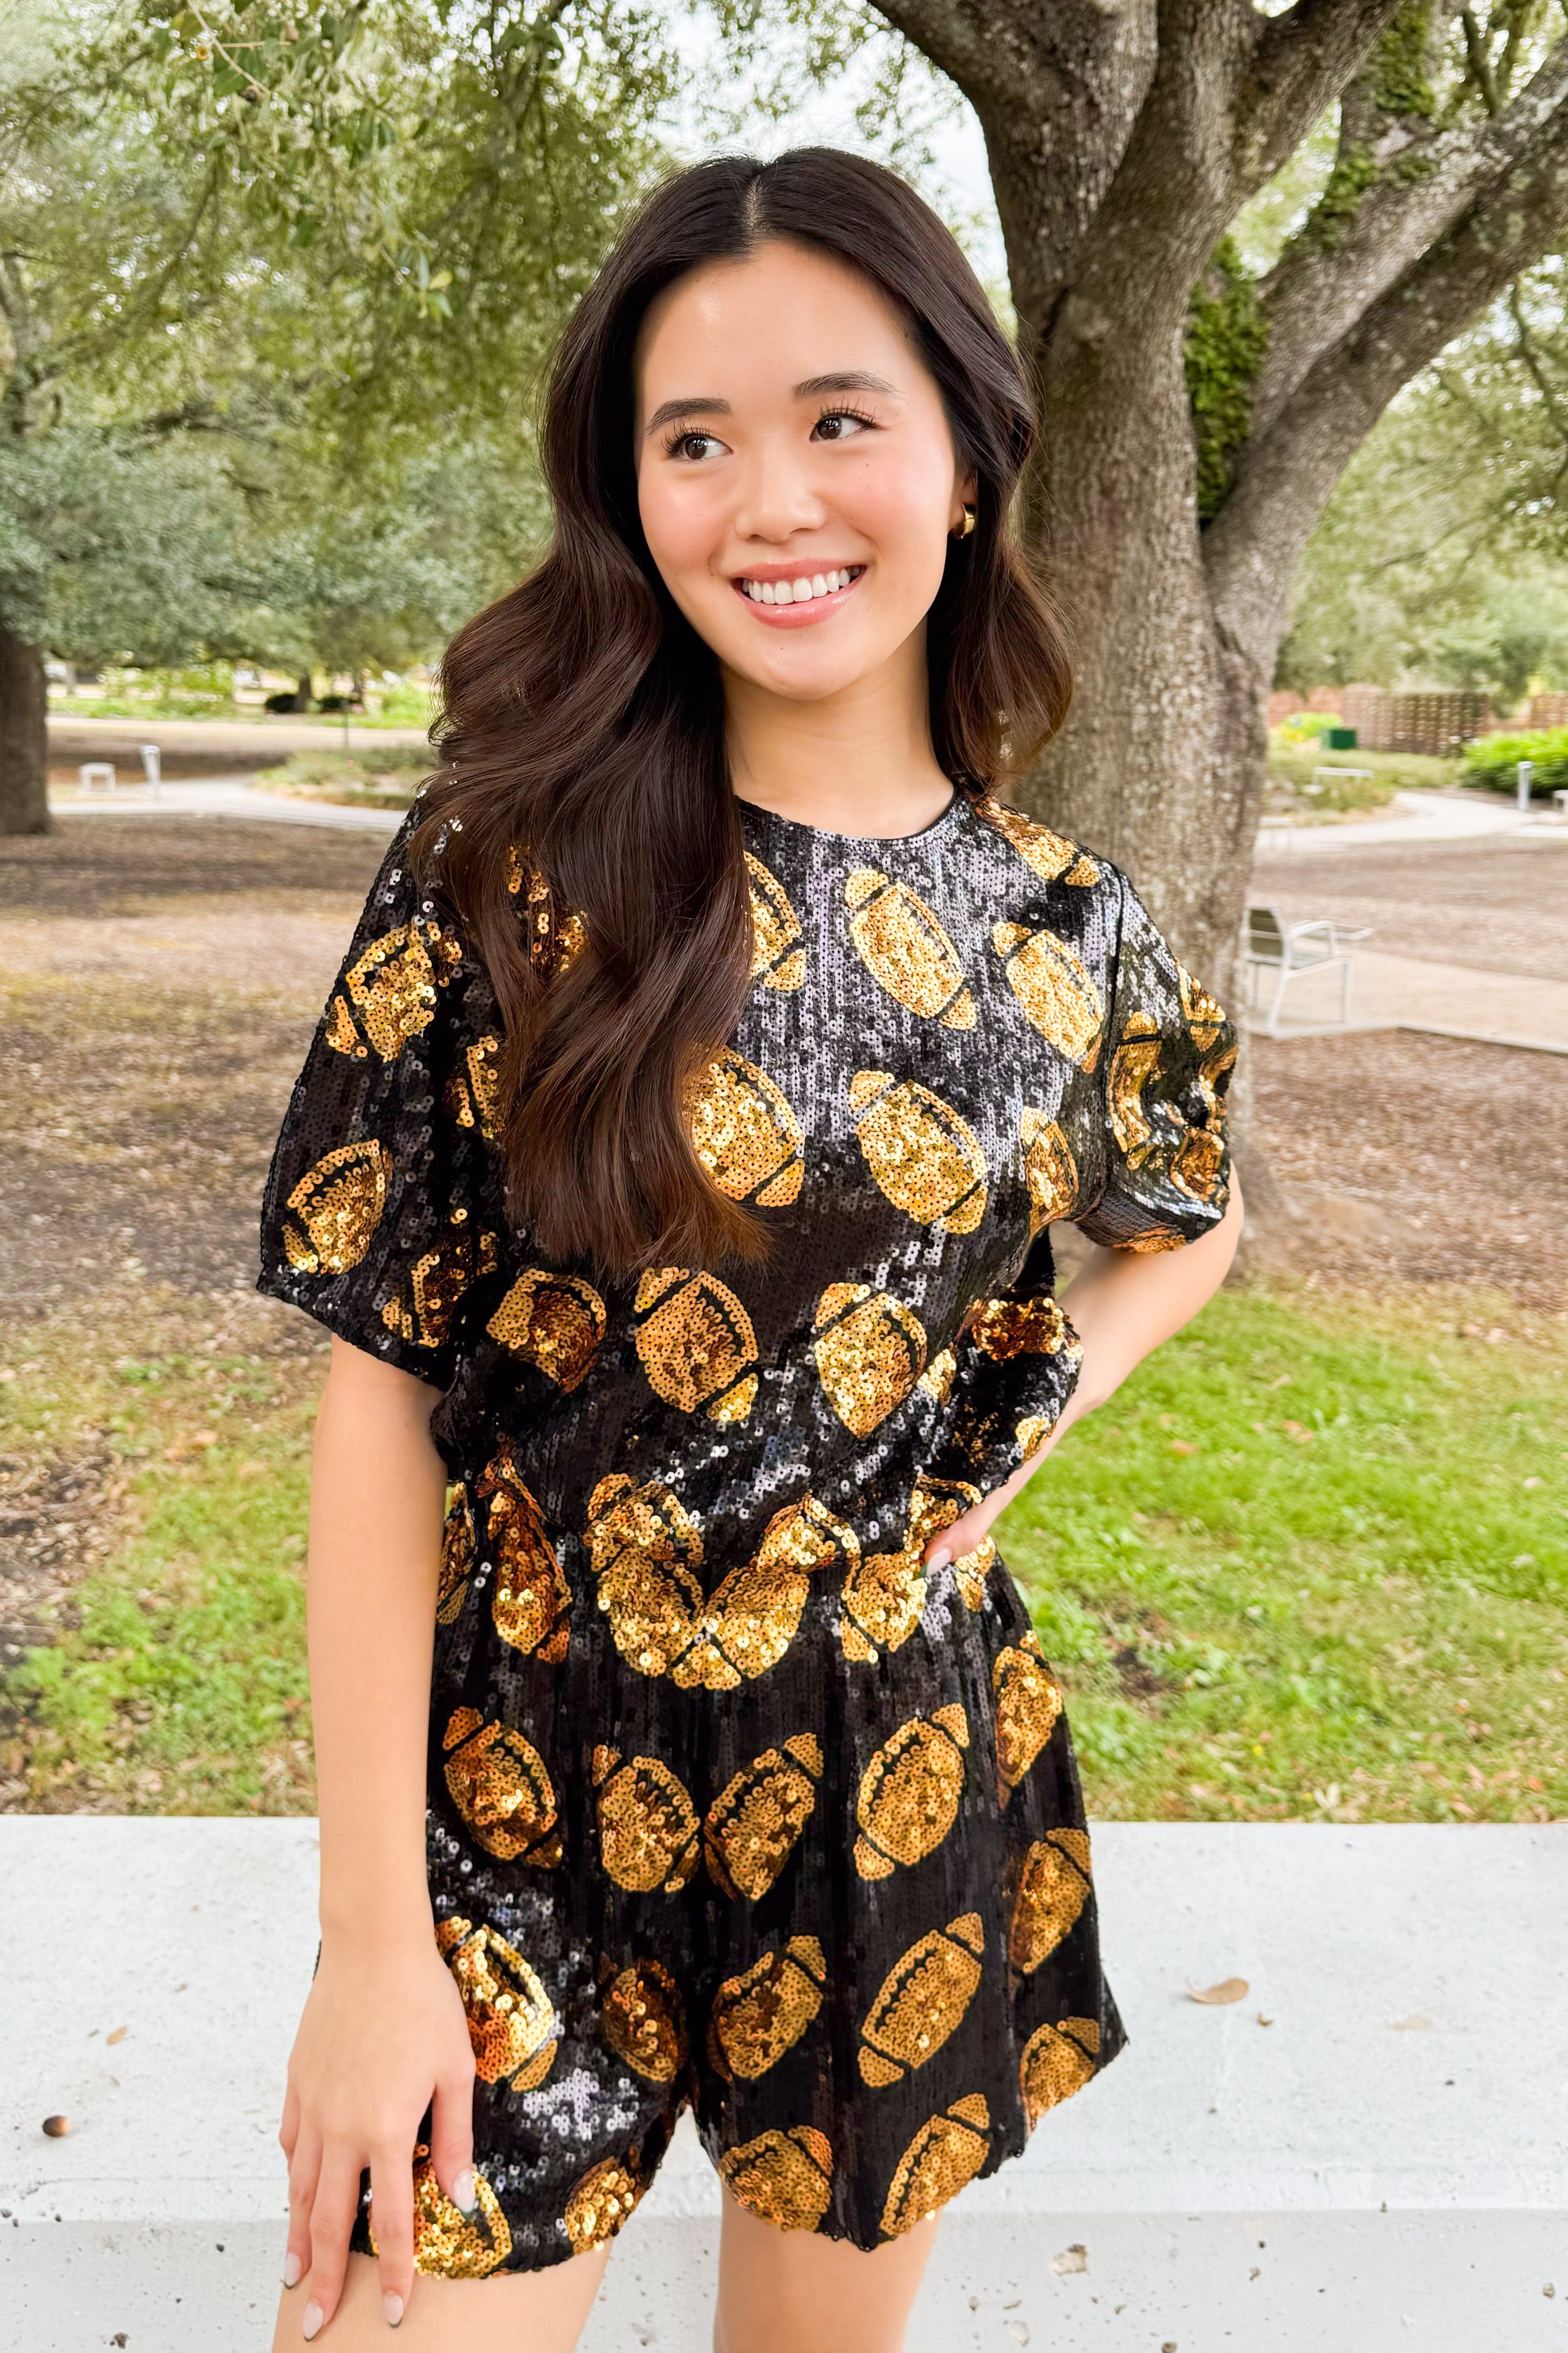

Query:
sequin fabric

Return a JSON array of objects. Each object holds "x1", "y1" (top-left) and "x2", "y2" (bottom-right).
[{"x1": 256, "y1": 789, "x2": 1235, "y2": 2271}]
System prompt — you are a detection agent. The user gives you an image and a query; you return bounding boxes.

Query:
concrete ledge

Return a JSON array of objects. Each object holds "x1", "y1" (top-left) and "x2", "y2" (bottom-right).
[{"x1": 3, "y1": 1819, "x2": 1564, "y2": 2350}]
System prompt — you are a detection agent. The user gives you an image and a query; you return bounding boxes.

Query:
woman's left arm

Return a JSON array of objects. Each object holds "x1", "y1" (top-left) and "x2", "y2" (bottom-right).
[{"x1": 924, "y1": 1177, "x2": 1244, "y2": 1571}]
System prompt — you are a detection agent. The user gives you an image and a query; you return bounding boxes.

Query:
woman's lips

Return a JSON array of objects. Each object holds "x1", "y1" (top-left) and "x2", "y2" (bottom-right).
[{"x1": 729, "y1": 567, "x2": 866, "y2": 629}]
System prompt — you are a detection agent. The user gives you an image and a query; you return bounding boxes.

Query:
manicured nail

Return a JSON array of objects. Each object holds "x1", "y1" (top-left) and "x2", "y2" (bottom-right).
[
  {"x1": 302, "y1": 2302, "x2": 324, "y2": 2342},
  {"x1": 283, "y1": 2252, "x2": 303, "y2": 2289},
  {"x1": 451, "y1": 2168, "x2": 477, "y2": 2214},
  {"x1": 384, "y1": 2292, "x2": 405, "y2": 2328},
  {"x1": 927, "y1": 1547, "x2": 952, "y2": 1573}
]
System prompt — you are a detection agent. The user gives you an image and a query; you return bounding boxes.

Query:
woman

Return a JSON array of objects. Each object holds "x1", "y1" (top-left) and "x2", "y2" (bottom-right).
[{"x1": 259, "y1": 148, "x2": 1241, "y2": 2353}]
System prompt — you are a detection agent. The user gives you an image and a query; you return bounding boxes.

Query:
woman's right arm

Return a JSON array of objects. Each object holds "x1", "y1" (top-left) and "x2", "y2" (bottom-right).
[{"x1": 280, "y1": 1336, "x2": 476, "y2": 2341}]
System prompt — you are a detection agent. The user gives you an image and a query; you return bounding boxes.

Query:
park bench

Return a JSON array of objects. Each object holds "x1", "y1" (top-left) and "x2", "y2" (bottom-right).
[{"x1": 1245, "y1": 903, "x2": 1371, "y2": 1032}]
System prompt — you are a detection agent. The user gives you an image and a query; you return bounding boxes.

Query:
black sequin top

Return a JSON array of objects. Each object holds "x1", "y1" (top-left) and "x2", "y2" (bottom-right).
[{"x1": 257, "y1": 789, "x2": 1234, "y2": 1552}]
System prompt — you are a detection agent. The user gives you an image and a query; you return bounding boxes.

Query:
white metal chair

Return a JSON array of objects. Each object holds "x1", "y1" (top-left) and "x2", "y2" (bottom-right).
[
  {"x1": 77, "y1": 762, "x2": 117, "y2": 795},
  {"x1": 1245, "y1": 904, "x2": 1371, "y2": 1033}
]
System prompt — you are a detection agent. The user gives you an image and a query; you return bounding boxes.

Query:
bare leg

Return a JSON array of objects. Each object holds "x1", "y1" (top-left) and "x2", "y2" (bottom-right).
[
  {"x1": 713, "y1": 2186, "x2": 938, "y2": 2353},
  {"x1": 270, "y1": 2245, "x2": 610, "y2": 2352}
]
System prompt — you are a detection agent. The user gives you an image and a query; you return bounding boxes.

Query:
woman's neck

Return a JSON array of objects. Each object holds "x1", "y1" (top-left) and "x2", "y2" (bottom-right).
[{"x1": 723, "y1": 631, "x2": 955, "y2": 840}]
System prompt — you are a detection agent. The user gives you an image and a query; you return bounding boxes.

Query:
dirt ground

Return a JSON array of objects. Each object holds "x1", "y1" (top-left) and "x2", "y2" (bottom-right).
[{"x1": 1251, "y1": 831, "x2": 1568, "y2": 982}]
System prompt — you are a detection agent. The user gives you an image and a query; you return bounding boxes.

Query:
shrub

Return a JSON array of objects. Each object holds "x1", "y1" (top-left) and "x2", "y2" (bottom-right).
[
  {"x1": 255, "y1": 751, "x2": 423, "y2": 807},
  {"x1": 1460, "y1": 729, "x2": 1568, "y2": 794},
  {"x1": 1273, "y1": 712, "x2": 1335, "y2": 744}
]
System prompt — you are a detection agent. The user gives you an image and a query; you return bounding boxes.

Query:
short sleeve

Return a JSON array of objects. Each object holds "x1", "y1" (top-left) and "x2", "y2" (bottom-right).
[
  {"x1": 1074, "y1": 869, "x2": 1237, "y2": 1252},
  {"x1": 255, "y1": 806, "x2": 505, "y2": 1388},
  {"x1": 925, "y1": 1234, "x2": 1085, "y2": 1497}
]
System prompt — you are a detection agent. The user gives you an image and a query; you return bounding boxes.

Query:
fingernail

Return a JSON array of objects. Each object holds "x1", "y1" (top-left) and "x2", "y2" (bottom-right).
[
  {"x1": 302, "y1": 2302, "x2": 324, "y2": 2342},
  {"x1": 927, "y1": 1547, "x2": 951, "y2": 1572},
  {"x1": 384, "y1": 2293, "x2": 405, "y2": 2328},
  {"x1": 451, "y1": 2167, "x2": 477, "y2": 2214},
  {"x1": 283, "y1": 2252, "x2": 303, "y2": 2289}
]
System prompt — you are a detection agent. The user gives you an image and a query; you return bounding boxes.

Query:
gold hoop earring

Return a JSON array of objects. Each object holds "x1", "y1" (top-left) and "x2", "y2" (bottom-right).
[{"x1": 957, "y1": 506, "x2": 976, "y2": 538}]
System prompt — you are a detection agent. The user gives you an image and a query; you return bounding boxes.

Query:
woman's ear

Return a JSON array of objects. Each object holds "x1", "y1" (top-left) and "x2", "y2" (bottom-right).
[{"x1": 950, "y1": 469, "x2": 979, "y2": 534}]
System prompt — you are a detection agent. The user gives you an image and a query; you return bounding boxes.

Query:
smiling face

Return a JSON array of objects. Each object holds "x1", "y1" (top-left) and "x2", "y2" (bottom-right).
[{"x1": 633, "y1": 240, "x2": 975, "y2": 707}]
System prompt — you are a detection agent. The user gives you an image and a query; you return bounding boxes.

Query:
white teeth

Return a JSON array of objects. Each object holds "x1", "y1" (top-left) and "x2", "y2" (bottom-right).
[{"x1": 742, "y1": 567, "x2": 858, "y2": 602}]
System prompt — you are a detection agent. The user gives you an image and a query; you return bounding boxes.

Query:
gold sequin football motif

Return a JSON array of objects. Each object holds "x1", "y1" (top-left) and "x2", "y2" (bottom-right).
[
  {"x1": 1020, "y1": 2016, "x2": 1100, "y2": 2127},
  {"x1": 704, "y1": 1734, "x2": 824, "y2": 1900},
  {"x1": 1019, "y1": 1109, "x2": 1078, "y2": 1232},
  {"x1": 476, "y1": 1444, "x2": 572, "y2": 1661},
  {"x1": 1009, "y1": 1830, "x2": 1094, "y2": 1973},
  {"x1": 858, "y1": 1913, "x2": 985, "y2": 2088},
  {"x1": 326, "y1": 920, "x2": 446, "y2": 1063},
  {"x1": 441, "y1": 1707, "x2": 561, "y2": 1865},
  {"x1": 435, "y1": 1916, "x2": 558, "y2": 2091},
  {"x1": 813, "y1": 1283, "x2": 927, "y2": 1438},
  {"x1": 486, "y1": 1268, "x2": 606, "y2": 1392},
  {"x1": 563, "y1": 2156, "x2": 643, "y2": 2254},
  {"x1": 720, "y1": 2126, "x2": 833, "y2": 2229},
  {"x1": 380, "y1": 1220, "x2": 499, "y2": 1353},
  {"x1": 282, "y1": 1139, "x2": 391, "y2": 1274},
  {"x1": 879, "y1": 2096, "x2": 991, "y2": 2239},
  {"x1": 974, "y1": 795, "x2": 1099, "y2": 887},
  {"x1": 593, "y1": 1747, "x2": 701, "y2": 1893},
  {"x1": 844, "y1": 868, "x2": 976, "y2": 1028},
  {"x1": 747, "y1": 853, "x2": 807, "y2": 991},
  {"x1": 853, "y1": 1707, "x2": 969, "y2": 1880},
  {"x1": 991, "y1": 1634, "x2": 1064, "y2": 1798},
  {"x1": 708, "y1": 1935, "x2": 828, "y2": 2081},
  {"x1": 848, "y1": 1070, "x2": 987, "y2": 1235},
  {"x1": 398, "y1": 2147, "x2": 512, "y2": 2278},
  {"x1": 601, "y1": 1958, "x2": 688, "y2": 2085},
  {"x1": 586, "y1": 1481, "x2": 853, "y2": 1689},
  {"x1": 840, "y1": 1478, "x2": 993, "y2": 1663},
  {"x1": 633, "y1": 1266, "x2": 759, "y2": 1424},
  {"x1": 990, "y1": 922, "x2": 1104, "y2": 1067},
  {"x1": 687, "y1": 1048, "x2": 804, "y2": 1207}
]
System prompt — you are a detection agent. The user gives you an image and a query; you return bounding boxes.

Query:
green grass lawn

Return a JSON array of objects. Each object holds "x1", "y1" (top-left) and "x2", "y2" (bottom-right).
[
  {"x1": 1264, "y1": 741, "x2": 1458, "y2": 812},
  {"x1": 2, "y1": 1279, "x2": 1563, "y2": 1820}
]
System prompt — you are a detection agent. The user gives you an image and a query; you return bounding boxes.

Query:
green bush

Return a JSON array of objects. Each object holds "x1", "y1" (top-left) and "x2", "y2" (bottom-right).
[
  {"x1": 255, "y1": 750, "x2": 424, "y2": 807},
  {"x1": 1460, "y1": 729, "x2": 1568, "y2": 794},
  {"x1": 1274, "y1": 711, "x2": 1334, "y2": 744}
]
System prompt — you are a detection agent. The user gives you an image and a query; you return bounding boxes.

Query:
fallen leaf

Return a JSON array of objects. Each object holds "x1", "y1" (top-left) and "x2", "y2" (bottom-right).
[
  {"x1": 1187, "y1": 1977, "x2": 1248, "y2": 2004},
  {"x1": 1051, "y1": 2243, "x2": 1087, "y2": 2274},
  {"x1": 106, "y1": 2025, "x2": 127, "y2": 2045},
  {"x1": 1388, "y1": 2015, "x2": 1434, "y2": 2032},
  {"x1": 1170, "y1": 1439, "x2": 1197, "y2": 1457},
  {"x1": 42, "y1": 2115, "x2": 70, "y2": 2138},
  {"x1": 1256, "y1": 2012, "x2": 1274, "y2": 2026},
  {"x1": 191, "y1": 1430, "x2": 218, "y2": 1449}
]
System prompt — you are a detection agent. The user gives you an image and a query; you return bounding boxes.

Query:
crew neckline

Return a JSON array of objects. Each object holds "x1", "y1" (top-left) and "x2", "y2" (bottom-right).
[{"x1": 735, "y1": 788, "x2": 966, "y2": 849}]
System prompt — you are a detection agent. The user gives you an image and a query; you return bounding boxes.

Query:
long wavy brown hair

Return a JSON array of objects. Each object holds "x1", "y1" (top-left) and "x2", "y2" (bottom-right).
[{"x1": 411, "y1": 148, "x2": 1071, "y2": 1277}]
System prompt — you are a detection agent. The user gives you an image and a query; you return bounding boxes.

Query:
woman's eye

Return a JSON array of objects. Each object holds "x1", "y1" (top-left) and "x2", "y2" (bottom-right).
[
  {"x1": 670, "y1": 429, "x2": 724, "y2": 461},
  {"x1": 813, "y1": 411, "x2": 872, "y2": 442}
]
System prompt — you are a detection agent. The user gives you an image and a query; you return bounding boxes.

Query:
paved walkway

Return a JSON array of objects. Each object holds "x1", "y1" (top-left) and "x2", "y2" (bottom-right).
[
  {"x1": 1258, "y1": 786, "x2": 1566, "y2": 854},
  {"x1": 1249, "y1": 946, "x2": 1568, "y2": 1053},
  {"x1": 49, "y1": 777, "x2": 405, "y2": 833}
]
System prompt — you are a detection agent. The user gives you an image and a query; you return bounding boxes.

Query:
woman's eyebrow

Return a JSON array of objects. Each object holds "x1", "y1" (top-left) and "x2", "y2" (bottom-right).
[
  {"x1": 643, "y1": 395, "x2": 731, "y2": 435},
  {"x1": 794, "y1": 370, "x2": 899, "y2": 398}
]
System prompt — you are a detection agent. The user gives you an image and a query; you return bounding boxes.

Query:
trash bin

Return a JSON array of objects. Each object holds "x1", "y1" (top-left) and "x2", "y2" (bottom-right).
[{"x1": 1321, "y1": 726, "x2": 1358, "y2": 750}]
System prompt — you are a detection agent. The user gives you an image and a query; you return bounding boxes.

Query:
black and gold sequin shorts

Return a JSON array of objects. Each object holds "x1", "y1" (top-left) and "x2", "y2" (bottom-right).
[{"x1": 350, "y1": 1518, "x2": 1127, "y2": 2276}]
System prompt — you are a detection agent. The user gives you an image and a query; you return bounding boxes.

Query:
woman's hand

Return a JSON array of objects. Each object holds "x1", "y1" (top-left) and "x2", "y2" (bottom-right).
[
  {"x1": 921, "y1": 1186, "x2": 1245, "y2": 1575},
  {"x1": 279, "y1": 1927, "x2": 476, "y2": 2338}
]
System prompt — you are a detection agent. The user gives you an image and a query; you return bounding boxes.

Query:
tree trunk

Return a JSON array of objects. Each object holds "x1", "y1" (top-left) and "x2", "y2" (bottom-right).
[
  {"x1": 1014, "y1": 311, "x2": 1269, "y2": 1012},
  {"x1": 0, "y1": 622, "x2": 50, "y2": 837}
]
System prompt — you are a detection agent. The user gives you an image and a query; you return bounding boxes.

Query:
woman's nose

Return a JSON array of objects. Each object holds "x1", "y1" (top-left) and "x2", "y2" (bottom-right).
[{"x1": 731, "y1": 441, "x2": 828, "y2": 545}]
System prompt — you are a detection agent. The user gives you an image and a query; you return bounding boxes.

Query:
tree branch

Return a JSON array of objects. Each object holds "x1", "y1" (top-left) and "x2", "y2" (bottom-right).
[
  {"x1": 869, "y1": 0, "x2": 1158, "y2": 332},
  {"x1": 1238, "y1": 0, "x2": 1408, "y2": 192},
  {"x1": 1250, "y1": 39, "x2": 1568, "y2": 438},
  {"x1": 1206, "y1": 71, "x2": 1568, "y2": 669}
]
